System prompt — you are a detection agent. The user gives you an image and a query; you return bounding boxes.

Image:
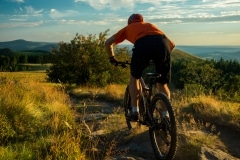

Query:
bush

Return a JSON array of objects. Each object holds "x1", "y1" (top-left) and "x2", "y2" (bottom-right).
[
  {"x1": 47, "y1": 31, "x2": 109, "y2": 86},
  {"x1": 47, "y1": 31, "x2": 131, "y2": 87},
  {"x1": 183, "y1": 84, "x2": 205, "y2": 97}
]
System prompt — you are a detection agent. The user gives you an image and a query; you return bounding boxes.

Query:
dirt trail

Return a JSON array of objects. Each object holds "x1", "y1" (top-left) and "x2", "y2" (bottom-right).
[
  {"x1": 72, "y1": 97, "x2": 240, "y2": 160},
  {"x1": 213, "y1": 124, "x2": 240, "y2": 158}
]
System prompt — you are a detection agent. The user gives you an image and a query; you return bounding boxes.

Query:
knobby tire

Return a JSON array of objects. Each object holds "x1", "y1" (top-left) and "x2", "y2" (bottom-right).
[
  {"x1": 149, "y1": 93, "x2": 177, "y2": 160},
  {"x1": 123, "y1": 85, "x2": 132, "y2": 130}
]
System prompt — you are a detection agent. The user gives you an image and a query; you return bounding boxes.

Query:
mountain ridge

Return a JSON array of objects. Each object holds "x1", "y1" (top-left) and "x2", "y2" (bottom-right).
[
  {"x1": 0, "y1": 39, "x2": 58, "y2": 51},
  {"x1": 0, "y1": 39, "x2": 202, "y2": 62}
]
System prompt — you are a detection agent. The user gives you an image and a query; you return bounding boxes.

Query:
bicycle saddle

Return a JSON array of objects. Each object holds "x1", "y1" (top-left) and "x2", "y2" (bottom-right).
[{"x1": 146, "y1": 73, "x2": 161, "y2": 78}]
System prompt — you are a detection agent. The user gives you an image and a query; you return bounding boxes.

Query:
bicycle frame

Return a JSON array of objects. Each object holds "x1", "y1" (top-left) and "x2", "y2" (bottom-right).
[
  {"x1": 139, "y1": 74, "x2": 161, "y2": 126},
  {"x1": 117, "y1": 61, "x2": 159, "y2": 125}
]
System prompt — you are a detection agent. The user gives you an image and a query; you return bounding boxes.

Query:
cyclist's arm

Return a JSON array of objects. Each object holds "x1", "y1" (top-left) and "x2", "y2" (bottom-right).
[{"x1": 105, "y1": 35, "x2": 116, "y2": 57}]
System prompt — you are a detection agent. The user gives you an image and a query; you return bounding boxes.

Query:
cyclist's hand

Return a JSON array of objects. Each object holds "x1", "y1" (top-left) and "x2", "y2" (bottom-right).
[{"x1": 109, "y1": 56, "x2": 118, "y2": 65}]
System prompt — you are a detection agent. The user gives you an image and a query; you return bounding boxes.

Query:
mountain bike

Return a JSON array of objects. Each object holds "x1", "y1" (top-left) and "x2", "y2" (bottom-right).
[{"x1": 117, "y1": 61, "x2": 177, "y2": 160}]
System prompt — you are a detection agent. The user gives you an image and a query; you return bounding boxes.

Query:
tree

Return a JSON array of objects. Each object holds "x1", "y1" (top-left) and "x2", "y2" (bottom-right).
[
  {"x1": 19, "y1": 54, "x2": 28, "y2": 63},
  {"x1": 172, "y1": 60, "x2": 221, "y2": 93},
  {"x1": 0, "y1": 56, "x2": 10, "y2": 71},
  {"x1": 0, "y1": 48, "x2": 12, "y2": 55},
  {"x1": 47, "y1": 30, "x2": 131, "y2": 87}
]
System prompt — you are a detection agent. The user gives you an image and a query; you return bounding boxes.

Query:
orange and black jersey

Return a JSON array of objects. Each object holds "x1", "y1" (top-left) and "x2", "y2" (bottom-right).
[{"x1": 113, "y1": 22, "x2": 175, "y2": 51}]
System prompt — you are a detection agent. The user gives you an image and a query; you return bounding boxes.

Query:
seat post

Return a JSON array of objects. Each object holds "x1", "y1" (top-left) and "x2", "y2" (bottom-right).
[
  {"x1": 149, "y1": 77, "x2": 154, "y2": 91},
  {"x1": 146, "y1": 73, "x2": 161, "y2": 97}
]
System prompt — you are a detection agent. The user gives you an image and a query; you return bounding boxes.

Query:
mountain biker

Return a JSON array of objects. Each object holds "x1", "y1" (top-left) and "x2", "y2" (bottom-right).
[{"x1": 105, "y1": 13, "x2": 175, "y2": 120}]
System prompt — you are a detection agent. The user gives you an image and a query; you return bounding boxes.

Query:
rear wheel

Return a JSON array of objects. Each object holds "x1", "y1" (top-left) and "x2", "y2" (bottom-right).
[{"x1": 149, "y1": 93, "x2": 177, "y2": 160}]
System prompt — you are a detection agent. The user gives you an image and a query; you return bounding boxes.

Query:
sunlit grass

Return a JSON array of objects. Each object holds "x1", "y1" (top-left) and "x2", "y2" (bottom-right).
[
  {"x1": 18, "y1": 63, "x2": 51, "y2": 71},
  {"x1": 172, "y1": 91, "x2": 240, "y2": 159},
  {"x1": 172, "y1": 91, "x2": 240, "y2": 131},
  {"x1": 188, "y1": 96, "x2": 239, "y2": 130},
  {"x1": 0, "y1": 72, "x2": 87, "y2": 159},
  {"x1": 0, "y1": 71, "x2": 47, "y2": 82},
  {"x1": 0, "y1": 72, "x2": 130, "y2": 159},
  {"x1": 105, "y1": 84, "x2": 126, "y2": 101},
  {"x1": 70, "y1": 84, "x2": 126, "y2": 103}
]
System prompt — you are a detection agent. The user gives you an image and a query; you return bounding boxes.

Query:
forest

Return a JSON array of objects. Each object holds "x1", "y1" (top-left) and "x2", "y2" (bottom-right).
[{"x1": 0, "y1": 48, "x2": 52, "y2": 71}]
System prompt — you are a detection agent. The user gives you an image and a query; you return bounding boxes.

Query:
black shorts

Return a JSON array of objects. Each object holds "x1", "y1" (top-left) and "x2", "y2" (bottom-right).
[{"x1": 131, "y1": 35, "x2": 171, "y2": 84}]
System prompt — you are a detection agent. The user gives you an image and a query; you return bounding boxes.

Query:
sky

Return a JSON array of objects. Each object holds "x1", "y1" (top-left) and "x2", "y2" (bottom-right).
[{"x1": 0, "y1": 0, "x2": 240, "y2": 46}]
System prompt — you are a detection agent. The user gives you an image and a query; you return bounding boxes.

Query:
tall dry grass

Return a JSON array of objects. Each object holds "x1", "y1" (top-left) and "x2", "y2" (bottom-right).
[
  {"x1": 0, "y1": 72, "x2": 87, "y2": 159},
  {"x1": 70, "y1": 83, "x2": 126, "y2": 103},
  {"x1": 172, "y1": 90, "x2": 240, "y2": 159},
  {"x1": 0, "y1": 72, "x2": 128, "y2": 160},
  {"x1": 1, "y1": 71, "x2": 239, "y2": 159},
  {"x1": 172, "y1": 91, "x2": 240, "y2": 131}
]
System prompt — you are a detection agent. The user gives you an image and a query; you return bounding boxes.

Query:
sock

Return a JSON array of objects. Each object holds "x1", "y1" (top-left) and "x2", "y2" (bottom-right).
[
  {"x1": 131, "y1": 106, "x2": 139, "y2": 113},
  {"x1": 162, "y1": 111, "x2": 169, "y2": 118}
]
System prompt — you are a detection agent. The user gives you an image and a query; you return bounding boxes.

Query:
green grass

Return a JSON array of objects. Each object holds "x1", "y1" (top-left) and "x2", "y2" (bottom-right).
[{"x1": 18, "y1": 63, "x2": 51, "y2": 71}]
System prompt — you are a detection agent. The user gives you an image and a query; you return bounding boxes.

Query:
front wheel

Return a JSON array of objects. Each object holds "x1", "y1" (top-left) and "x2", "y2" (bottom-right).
[
  {"x1": 123, "y1": 85, "x2": 133, "y2": 130},
  {"x1": 149, "y1": 93, "x2": 177, "y2": 160}
]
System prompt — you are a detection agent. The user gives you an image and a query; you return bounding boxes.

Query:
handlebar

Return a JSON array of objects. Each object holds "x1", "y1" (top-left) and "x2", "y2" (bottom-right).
[{"x1": 114, "y1": 61, "x2": 131, "y2": 68}]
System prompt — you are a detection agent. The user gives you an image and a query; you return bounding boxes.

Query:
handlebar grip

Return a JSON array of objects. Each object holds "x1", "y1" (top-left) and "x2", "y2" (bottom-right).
[{"x1": 115, "y1": 61, "x2": 131, "y2": 68}]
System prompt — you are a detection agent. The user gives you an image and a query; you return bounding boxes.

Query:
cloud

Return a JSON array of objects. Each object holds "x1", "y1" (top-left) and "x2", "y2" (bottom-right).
[
  {"x1": 148, "y1": 14, "x2": 240, "y2": 25},
  {"x1": 60, "y1": 19, "x2": 108, "y2": 26},
  {"x1": 74, "y1": 0, "x2": 240, "y2": 24},
  {"x1": 73, "y1": 0, "x2": 187, "y2": 11},
  {"x1": 196, "y1": 0, "x2": 240, "y2": 9},
  {"x1": 221, "y1": 10, "x2": 240, "y2": 16},
  {"x1": 9, "y1": 18, "x2": 26, "y2": 21},
  {"x1": 25, "y1": 6, "x2": 43, "y2": 16},
  {"x1": 50, "y1": 9, "x2": 79, "y2": 19},
  {"x1": 11, "y1": 0, "x2": 24, "y2": 3},
  {"x1": 147, "y1": 7, "x2": 155, "y2": 12},
  {"x1": 136, "y1": 0, "x2": 240, "y2": 24},
  {"x1": 0, "y1": 6, "x2": 44, "y2": 23},
  {"x1": 74, "y1": 0, "x2": 134, "y2": 10},
  {"x1": 0, "y1": 21, "x2": 43, "y2": 28}
]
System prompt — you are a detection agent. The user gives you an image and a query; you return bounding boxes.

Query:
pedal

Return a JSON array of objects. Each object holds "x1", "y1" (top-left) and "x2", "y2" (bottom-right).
[{"x1": 126, "y1": 115, "x2": 138, "y2": 122}]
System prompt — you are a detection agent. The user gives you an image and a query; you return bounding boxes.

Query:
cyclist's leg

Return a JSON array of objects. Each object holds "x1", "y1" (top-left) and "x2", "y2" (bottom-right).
[
  {"x1": 152, "y1": 36, "x2": 171, "y2": 117},
  {"x1": 156, "y1": 83, "x2": 170, "y2": 99},
  {"x1": 130, "y1": 37, "x2": 151, "y2": 116},
  {"x1": 129, "y1": 75, "x2": 140, "y2": 112},
  {"x1": 153, "y1": 37, "x2": 171, "y2": 99}
]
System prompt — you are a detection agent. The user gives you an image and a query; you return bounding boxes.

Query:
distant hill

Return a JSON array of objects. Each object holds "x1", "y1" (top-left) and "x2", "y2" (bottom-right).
[
  {"x1": 0, "y1": 39, "x2": 58, "y2": 51},
  {"x1": 176, "y1": 45, "x2": 240, "y2": 61},
  {"x1": 171, "y1": 49, "x2": 204, "y2": 62},
  {"x1": 119, "y1": 44, "x2": 204, "y2": 62},
  {"x1": 0, "y1": 40, "x2": 204, "y2": 62}
]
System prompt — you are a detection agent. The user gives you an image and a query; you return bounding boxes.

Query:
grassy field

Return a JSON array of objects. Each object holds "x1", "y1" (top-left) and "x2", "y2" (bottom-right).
[
  {"x1": 0, "y1": 71, "x2": 239, "y2": 159},
  {"x1": 0, "y1": 71, "x2": 85, "y2": 159},
  {"x1": 18, "y1": 63, "x2": 51, "y2": 71}
]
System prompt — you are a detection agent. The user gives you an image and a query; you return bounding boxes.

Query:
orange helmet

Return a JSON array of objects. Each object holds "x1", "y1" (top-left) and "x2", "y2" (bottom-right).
[{"x1": 128, "y1": 14, "x2": 143, "y2": 25}]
